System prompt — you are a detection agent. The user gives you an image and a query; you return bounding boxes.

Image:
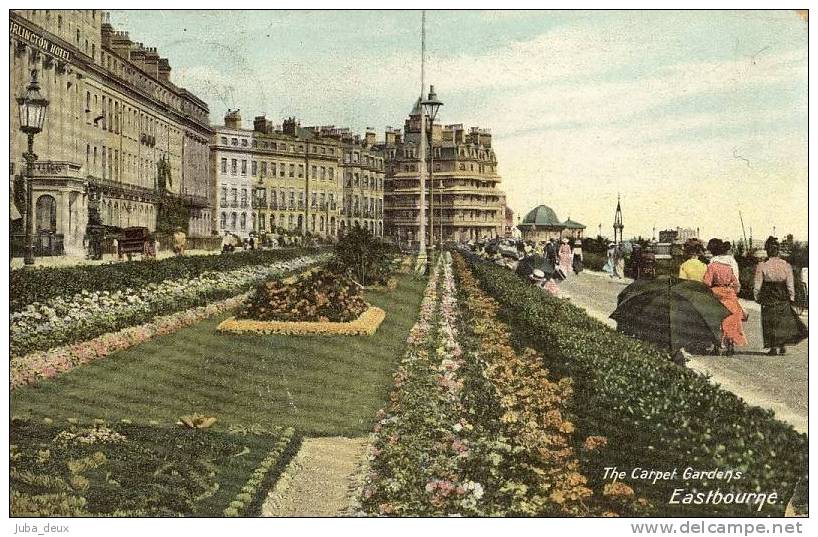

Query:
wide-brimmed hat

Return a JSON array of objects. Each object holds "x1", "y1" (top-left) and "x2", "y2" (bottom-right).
[
  {"x1": 561, "y1": 238, "x2": 569, "y2": 243},
  {"x1": 531, "y1": 269, "x2": 545, "y2": 280}
]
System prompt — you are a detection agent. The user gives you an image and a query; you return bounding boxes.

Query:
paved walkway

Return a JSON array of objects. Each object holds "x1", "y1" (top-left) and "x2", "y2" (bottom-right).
[
  {"x1": 559, "y1": 270, "x2": 808, "y2": 433},
  {"x1": 262, "y1": 436, "x2": 367, "y2": 517}
]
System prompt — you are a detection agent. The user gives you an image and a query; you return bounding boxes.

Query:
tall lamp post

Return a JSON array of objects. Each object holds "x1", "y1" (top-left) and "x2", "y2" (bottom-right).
[
  {"x1": 421, "y1": 85, "x2": 443, "y2": 252},
  {"x1": 17, "y1": 69, "x2": 49, "y2": 266}
]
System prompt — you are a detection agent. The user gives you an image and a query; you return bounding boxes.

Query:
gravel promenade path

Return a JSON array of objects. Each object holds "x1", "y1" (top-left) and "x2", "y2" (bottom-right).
[{"x1": 262, "y1": 436, "x2": 368, "y2": 517}]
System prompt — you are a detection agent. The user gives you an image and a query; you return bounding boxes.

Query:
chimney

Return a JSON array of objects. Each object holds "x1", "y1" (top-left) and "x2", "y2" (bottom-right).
[
  {"x1": 143, "y1": 47, "x2": 159, "y2": 78},
  {"x1": 224, "y1": 109, "x2": 242, "y2": 129},
  {"x1": 110, "y1": 31, "x2": 132, "y2": 60},
  {"x1": 282, "y1": 117, "x2": 299, "y2": 137},
  {"x1": 254, "y1": 115, "x2": 273, "y2": 134},
  {"x1": 365, "y1": 129, "x2": 376, "y2": 147},
  {"x1": 157, "y1": 58, "x2": 171, "y2": 82},
  {"x1": 129, "y1": 43, "x2": 146, "y2": 70},
  {"x1": 101, "y1": 15, "x2": 114, "y2": 48}
]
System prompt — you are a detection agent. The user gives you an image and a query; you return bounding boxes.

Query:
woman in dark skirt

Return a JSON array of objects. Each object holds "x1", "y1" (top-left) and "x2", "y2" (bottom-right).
[{"x1": 753, "y1": 237, "x2": 808, "y2": 355}]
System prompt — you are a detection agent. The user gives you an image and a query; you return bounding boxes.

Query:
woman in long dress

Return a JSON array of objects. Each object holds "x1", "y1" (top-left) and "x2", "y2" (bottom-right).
[
  {"x1": 572, "y1": 239, "x2": 584, "y2": 275},
  {"x1": 753, "y1": 237, "x2": 807, "y2": 356},
  {"x1": 558, "y1": 238, "x2": 573, "y2": 277},
  {"x1": 703, "y1": 240, "x2": 747, "y2": 355}
]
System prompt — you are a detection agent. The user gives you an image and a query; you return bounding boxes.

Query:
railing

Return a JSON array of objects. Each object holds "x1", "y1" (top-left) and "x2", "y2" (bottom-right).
[{"x1": 10, "y1": 232, "x2": 64, "y2": 257}]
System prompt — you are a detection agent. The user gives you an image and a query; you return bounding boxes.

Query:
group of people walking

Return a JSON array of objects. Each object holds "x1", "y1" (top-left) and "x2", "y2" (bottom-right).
[{"x1": 678, "y1": 236, "x2": 806, "y2": 356}]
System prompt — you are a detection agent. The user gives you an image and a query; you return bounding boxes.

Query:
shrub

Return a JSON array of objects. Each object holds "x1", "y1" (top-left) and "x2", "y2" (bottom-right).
[
  {"x1": 237, "y1": 268, "x2": 367, "y2": 323},
  {"x1": 329, "y1": 226, "x2": 399, "y2": 286},
  {"x1": 463, "y1": 254, "x2": 807, "y2": 517}
]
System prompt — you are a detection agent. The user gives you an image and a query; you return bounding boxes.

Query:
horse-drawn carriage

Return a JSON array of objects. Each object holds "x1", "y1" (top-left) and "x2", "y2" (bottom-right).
[{"x1": 117, "y1": 226, "x2": 155, "y2": 260}]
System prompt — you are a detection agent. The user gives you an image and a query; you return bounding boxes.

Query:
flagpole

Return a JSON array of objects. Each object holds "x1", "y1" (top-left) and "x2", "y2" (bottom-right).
[{"x1": 415, "y1": 10, "x2": 428, "y2": 274}]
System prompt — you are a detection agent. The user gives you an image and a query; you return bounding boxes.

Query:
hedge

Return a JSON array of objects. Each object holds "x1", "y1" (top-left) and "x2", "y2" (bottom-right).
[
  {"x1": 462, "y1": 253, "x2": 807, "y2": 517},
  {"x1": 10, "y1": 247, "x2": 320, "y2": 312}
]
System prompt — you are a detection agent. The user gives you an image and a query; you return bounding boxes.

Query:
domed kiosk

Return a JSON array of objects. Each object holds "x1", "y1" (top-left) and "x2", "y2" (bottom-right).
[{"x1": 517, "y1": 205, "x2": 585, "y2": 242}]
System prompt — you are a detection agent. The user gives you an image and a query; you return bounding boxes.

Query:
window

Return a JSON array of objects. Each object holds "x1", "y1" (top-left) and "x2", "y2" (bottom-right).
[
  {"x1": 221, "y1": 136, "x2": 227, "y2": 145},
  {"x1": 260, "y1": 162, "x2": 267, "y2": 176},
  {"x1": 240, "y1": 213, "x2": 246, "y2": 230},
  {"x1": 241, "y1": 160, "x2": 247, "y2": 175},
  {"x1": 35, "y1": 195, "x2": 57, "y2": 232},
  {"x1": 221, "y1": 158, "x2": 227, "y2": 174},
  {"x1": 279, "y1": 143, "x2": 286, "y2": 151},
  {"x1": 221, "y1": 212, "x2": 227, "y2": 229},
  {"x1": 310, "y1": 165, "x2": 317, "y2": 178},
  {"x1": 231, "y1": 138, "x2": 238, "y2": 146},
  {"x1": 320, "y1": 167, "x2": 326, "y2": 180},
  {"x1": 298, "y1": 165, "x2": 304, "y2": 178},
  {"x1": 221, "y1": 187, "x2": 227, "y2": 206},
  {"x1": 231, "y1": 188, "x2": 238, "y2": 206},
  {"x1": 259, "y1": 214, "x2": 266, "y2": 231},
  {"x1": 280, "y1": 163, "x2": 286, "y2": 177},
  {"x1": 328, "y1": 168, "x2": 334, "y2": 180},
  {"x1": 241, "y1": 139, "x2": 248, "y2": 147},
  {"x1": 231, "y1": 212, "x2": 237, "y2": 229},
  {"x1": 231, "y1": 159, "x2": 237, "y2": 175},
  {"x1": 251, "y1": 161, "x2": 257, "y2": 176},
  {"x1": 289, "y1": 164, "x2": 295, "y2": 178},
  {"x1": 240, "y1": 189, "x2": 247, "y2": 208}
]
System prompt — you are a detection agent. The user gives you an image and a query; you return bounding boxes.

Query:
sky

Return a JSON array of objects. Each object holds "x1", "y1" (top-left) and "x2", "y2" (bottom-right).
[{"x1": 110, "y1": 9, "x2": 808, "y2": 241}]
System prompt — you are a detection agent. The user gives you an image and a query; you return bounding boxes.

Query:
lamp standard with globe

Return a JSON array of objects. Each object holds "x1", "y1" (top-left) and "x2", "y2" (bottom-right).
[
  {"x1": 16, "y1": 69, "x2": 50, "y2": 266},
  {"x1": 421, "y1": 85, "x2": 443, "y2": 251}
]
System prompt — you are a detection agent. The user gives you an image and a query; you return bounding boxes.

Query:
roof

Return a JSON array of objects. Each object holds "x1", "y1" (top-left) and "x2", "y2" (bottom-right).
[
  {"x1": 410, "y1": 96, "x2": 422, "y2": 116},
  {"x1": 562, "y1": 217, "x2": 585, "y2": 229},
  {"x1": 519, "y1": 205, "x2": 561, "y2": 227}
]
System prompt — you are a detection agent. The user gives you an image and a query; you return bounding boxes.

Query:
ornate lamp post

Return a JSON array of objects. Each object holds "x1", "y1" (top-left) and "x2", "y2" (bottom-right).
[
  {"x1": 16, "y1": 69, "x2": 49, "y2": 266},
  {"x1": 421, "y1": 85, "x2": 443, "y2": 251}
]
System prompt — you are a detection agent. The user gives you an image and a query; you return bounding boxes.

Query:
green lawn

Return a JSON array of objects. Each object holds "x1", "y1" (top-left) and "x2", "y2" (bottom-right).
[{"x1": 11, "y1": 273, "x2": 426, "y2": 437}]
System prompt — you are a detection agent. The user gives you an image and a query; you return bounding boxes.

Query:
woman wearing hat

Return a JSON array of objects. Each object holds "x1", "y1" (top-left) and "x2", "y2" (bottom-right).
[
  {"x1": 753, "y1": 237, "x2": 807, "y2": 355},
  {"x1": 703, "y1": 239, "x2": 747, "y2": 355},
  {"x1": 572, "y1": 239, "x2": 584, "y2": 275},
  {"x1": 558, "y1": 238, "x2": 573, "y2": 278}
]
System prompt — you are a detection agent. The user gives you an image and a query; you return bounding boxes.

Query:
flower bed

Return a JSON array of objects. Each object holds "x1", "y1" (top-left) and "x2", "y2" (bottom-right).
[
  {"x1": 217, "y1": 306, "x2": 386, "y2": 336},
  {"x1": 357, "y1": 255, "x2": 640, "y2": 516},
  {"x1": 237, "y1": 268, "x2": 367, "y2": 323},
  {"x1": 463, "y1": 253, "x2": 808, "y2": 517},
  {"x1": 10, "y1": 418, "x2": 297, "y2": 517},
  {"x1": 10, "y1": 248, "x2": 320, "y2": 312},
  {"x1": 11, "y1": 254, "x2": 326, "y2": 357},
  {"x1": 452, "y1": 254, "x2": 649, "y2": 516},
  {"x1": 11, "y1": 295, "x2": 246, "y2": 390}
]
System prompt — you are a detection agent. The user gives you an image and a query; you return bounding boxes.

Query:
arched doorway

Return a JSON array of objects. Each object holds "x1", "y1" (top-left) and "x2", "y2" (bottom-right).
[{"x1": 35, "y1": 194, "x2": 57, "y2": 233}]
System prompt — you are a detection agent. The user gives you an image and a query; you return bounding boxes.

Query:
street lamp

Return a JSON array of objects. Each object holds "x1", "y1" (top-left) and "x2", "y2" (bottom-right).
[
  {"x1": 421, "y1": 85, "x2": 443, "y2": 249},
  {"x1": 16, "y1": 69, "x2": 49, "y2": 266}
]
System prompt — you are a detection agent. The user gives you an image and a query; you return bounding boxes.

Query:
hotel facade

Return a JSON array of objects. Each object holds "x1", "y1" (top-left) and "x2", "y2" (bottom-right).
[
  {"x1": 9, "y1": 10, "x2": 213, "y2": 257},
  {"x1": 380, "y1": 100, "x2": 506, "y2": 245}
]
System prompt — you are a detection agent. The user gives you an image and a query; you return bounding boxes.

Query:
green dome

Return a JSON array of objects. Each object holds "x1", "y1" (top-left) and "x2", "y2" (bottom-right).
[{"x1": 521, "y1": 205, "x2": 561, "y2": 226}]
